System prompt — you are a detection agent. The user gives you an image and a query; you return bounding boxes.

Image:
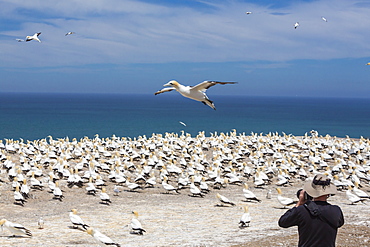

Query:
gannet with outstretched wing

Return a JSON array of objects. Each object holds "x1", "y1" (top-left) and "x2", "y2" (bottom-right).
[
  {"x1": 154, "y1": 80, "x2": 237, "y2": 110},
  {"x1": 26, "y1": 32, "x2": 41, "y2": 42}
]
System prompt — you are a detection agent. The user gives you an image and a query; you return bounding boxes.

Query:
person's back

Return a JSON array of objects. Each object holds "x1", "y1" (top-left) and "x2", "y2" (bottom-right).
[
  {"x1": 278, "y1": 174, "x2": 344, "y2": 247},
  {"x1": 279, "y1": 200, "x2": 344, "y2": 247}
]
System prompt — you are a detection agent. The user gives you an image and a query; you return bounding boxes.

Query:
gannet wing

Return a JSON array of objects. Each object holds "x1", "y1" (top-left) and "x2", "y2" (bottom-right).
[
  {"x1": 192, "y1": 81, "x2": 237, "y2": 92},
  {"x1": 154, "y1": 87, "x2": 175, "y2": 95}
]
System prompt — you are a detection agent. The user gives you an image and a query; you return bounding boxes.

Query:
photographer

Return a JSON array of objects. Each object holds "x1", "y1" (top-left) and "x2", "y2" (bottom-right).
[{"x1": 278, "y1": 174, "x2": 344, "y2": 247}]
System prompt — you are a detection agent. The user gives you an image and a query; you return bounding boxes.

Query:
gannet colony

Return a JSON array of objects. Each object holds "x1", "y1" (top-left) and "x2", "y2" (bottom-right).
[{"x1": 0, "y1": 130, "x2": 369, "y2": 246}]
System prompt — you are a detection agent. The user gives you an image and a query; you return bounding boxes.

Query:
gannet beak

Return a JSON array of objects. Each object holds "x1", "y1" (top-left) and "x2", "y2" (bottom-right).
[{"x1": 163, "y1": 82, "x2": 171, "y2": 87}]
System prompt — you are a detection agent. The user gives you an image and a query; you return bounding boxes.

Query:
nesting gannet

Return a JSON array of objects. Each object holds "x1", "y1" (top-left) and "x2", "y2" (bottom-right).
[
  {"x1": 69, "y1": 209, "x2": 89, "y2": 230},
  {"x1": 25, "y1": 32, "x2": 41, "y2": 42},
  {"x1": 65, "y1": 31, "x2": 75, "y2": 36},
  {"x1": 239, "y1": 206, "x2": 251, "y2": 228},
  {"x1": 100, "y1": 187, "x2": 112, "y2": 205},
  {"x1": 14, "y1": 185, "x2": 26, "y2": 206},
  {"x1": 130, "y1": 211, "x2": 146, "y2": 235},
  {"x1": 0, "y1": 219, "x2": 32, "y2": 237},
  {"x1": 154, "y1": 80, "x2": 237, "y2": 110},
  {"x1": 53, "y1": 181, "x2": 64, "y2": 201},
  {"x1": 276, "y1": 188, "x2": 296, "y2": 208},
  {"x1": 216, "y1": 193, "x2": 236, "y2": 206},
  {"x1": 294, "y1": 22, "x2": 300, "y2": 29},
  {"x1": 242, "y1": 183, "x2": 261, "y2": 202},
  {"x1": 321, "y1": 16, "x2": 327, "y2": 22},
  {"x1": 346, "y1": 186, "x2": 363, "y2": 204},
  {"x1": 189, "y1": 177, "x2": 204, "y2": 197},
  {"x1": 87, "y1": 227, "x2": 121, "y2": 247},
  {"x1": 162, "y1": 176, "x2": 179, "y2": 194},
  {"x1": 353, "y1": 182, "x2": 370, "y2": 198}
]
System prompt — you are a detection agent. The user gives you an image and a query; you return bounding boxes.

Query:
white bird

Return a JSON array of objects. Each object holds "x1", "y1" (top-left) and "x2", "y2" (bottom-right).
[
  {"x1": 69, "y1": 209, "x2": 89, "y2": 230},
  {"x1": 353, "y1": 182, "x2": 370, "y2": 198},
  {"x1": 37, "y1": 217, "x2": 44, "y2": 229},
  {"x1": 294, "y1": 22, "x2": 300, "y2": 29},
  {"x1": 87, "y1": 227, "x2": 121, "y2": 247},
  {"x1": 65, "y1": 31, "x2": 75, "y2": 36},
  {"x1": 0, "y1": 219, "x2": 32, "y2": 237},
  {"x1": 276, "y1": 188, "x2": 296, "y2": 208},
  {"x1": 245, "y1": 11, "x2": 252, "y2": 14},
  {"x1": 154, "y1": 80, "x2": 237, "y2": 110},
  {"x1": 242, "y1": 183, "x2": 261, "y2": 202},
  {"x1": 113, "y1": 185, "x2": 121, "y2": 196},
  {"x1": 321, "y1": 16, "x2": 327, "y2": 22},
  {"x1": 179, "y1": 121, "x2": 187, "y2": 127},
  {"x1": 161, "y1": 176, "x2": 179, "y2": 194},
  {"x1": 14, "y1": 185, "x2": 26, "y2": 206},
  {"x1": 15, "y1": 39, "x2": 24, "y2": 42},
  {"x1": 216, "y1": 193, "x2": 236, "y2": 206},
  {"x1": 130, "y1": 211, "x2": 146, "y2": 235},
  {"x1": 26, "y1": 32, "x2": 41, "y2": 42},
  {"x1": 100, "y1": 187, "x2": 112, "y2": 204},
  {"x1": 346, "y1": 186, "x2": 363, "y2": 204},
  {"x1": 53, "y1": 181, "x2": 64, "y2": 201},
  {"x1": 189, "y1": 178, "x2": 204, "y2": 197},
  {"x1": 239, "y1": 206, "x2": 251, "y2": 228}
]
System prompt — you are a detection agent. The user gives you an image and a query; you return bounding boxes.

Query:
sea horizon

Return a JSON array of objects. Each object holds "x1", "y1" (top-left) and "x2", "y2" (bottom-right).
[{"x1": 1, "y1": 92, "x2": 370, "y2": 141}]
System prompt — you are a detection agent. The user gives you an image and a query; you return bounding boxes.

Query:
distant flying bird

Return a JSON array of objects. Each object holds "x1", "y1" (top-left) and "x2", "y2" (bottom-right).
[
  {"x1": 245, "y1": 11, "x2": 252, "y2": 14},
  {"x1": 366, "y1": 62, "x2": 370, "y2": 65},
  {"x1": 15, "y1": 39, "x2": 24, "y2": 42},
  {"x1": 65, "y1": 31, "x2": 75, "y2": 36},
  {"x1": 26, "y1": 32, "x2": 42, "y2": 42},
  {"x1": 294, "y1": 22, "x2": 300, "y2": 29},
  {"x1": 321, "y1": 16, "x2": 327, "y2": 22},
  {"x1": 154, "y1": 80, "x2": 237, "y2": 110},
  {"x1": 179, "y1": 121, "x2": 186, "y2": 127}
]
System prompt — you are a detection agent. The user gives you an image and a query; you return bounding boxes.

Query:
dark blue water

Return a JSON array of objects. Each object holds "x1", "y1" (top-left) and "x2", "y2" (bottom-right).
[{"x1": 1, "y1": 93, "x2": 369, "y2": 140}]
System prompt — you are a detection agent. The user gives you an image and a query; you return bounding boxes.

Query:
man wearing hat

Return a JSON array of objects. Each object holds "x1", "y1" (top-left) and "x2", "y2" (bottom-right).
[{"x1": 278, "y1": 174, "x2": 344, "y2": 247}]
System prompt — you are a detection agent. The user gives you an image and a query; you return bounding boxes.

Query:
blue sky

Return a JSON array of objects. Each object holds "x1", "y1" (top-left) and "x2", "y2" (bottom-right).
[{"x1": 1, "y1": 0, "x2": 370, "y2": 97}]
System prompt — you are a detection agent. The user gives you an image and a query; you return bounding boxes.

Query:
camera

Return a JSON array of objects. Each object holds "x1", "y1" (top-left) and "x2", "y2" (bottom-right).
[{"x1": 296, "y1": 189, "x2": 312, "y2": 201}]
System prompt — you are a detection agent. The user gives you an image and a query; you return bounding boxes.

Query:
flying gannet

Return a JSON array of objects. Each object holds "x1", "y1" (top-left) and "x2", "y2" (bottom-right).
[
  {"x1": 154, "y1": 80, "x2": 237, "y2": 110},
  {"x1": 130, "y1": 211, "x2": 146, "y2": 235},
  {"x1": 15, "y1": 39, "x2": 24, "y2": 42},
  {"x1": 0, "y1": 219, "x2": 32, "y2": 237},
  {"x1": 321, "y1": 16, "x2": 327, "y2": 22},
  {"x1": 69, "y1": 209, "x2": 89, "y2": 230},
  {"x1": 366, "y1": 62, "x2": 370, "y2": 65},
  {"x1": 294, "y1": 22, "x2": 300, "y2": 29},
  {"x1": 26, "y1": 32, "x2": 42, "y2": 42},
  {"x1": 245, "y1": 11, "x2": 252, "y2": 14},
  {"x1": 65, "y1": 31, "x2": 75, "y2": 36},
  {"x1": 179, "y1": 121, "x2": 187, "y2": 127},
  {"x1": 87, "y1": 227, "x2": 121, "y2": 247}
]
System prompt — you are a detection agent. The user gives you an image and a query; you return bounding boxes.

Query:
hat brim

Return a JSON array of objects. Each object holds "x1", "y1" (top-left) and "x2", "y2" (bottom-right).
[{"x1": 303, "y1": 179, "x2": 337, "y2": 198}]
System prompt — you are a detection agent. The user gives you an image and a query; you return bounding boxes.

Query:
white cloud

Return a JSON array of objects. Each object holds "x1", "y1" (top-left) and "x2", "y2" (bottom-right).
[{"x1": 1, "y1": 0, "x2": 370, "y2": 69}]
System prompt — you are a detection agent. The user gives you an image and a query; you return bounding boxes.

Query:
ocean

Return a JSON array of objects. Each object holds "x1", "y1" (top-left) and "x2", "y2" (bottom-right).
[{"x1": 1, "y1": 93, "x2": 369, "y2": 141}]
